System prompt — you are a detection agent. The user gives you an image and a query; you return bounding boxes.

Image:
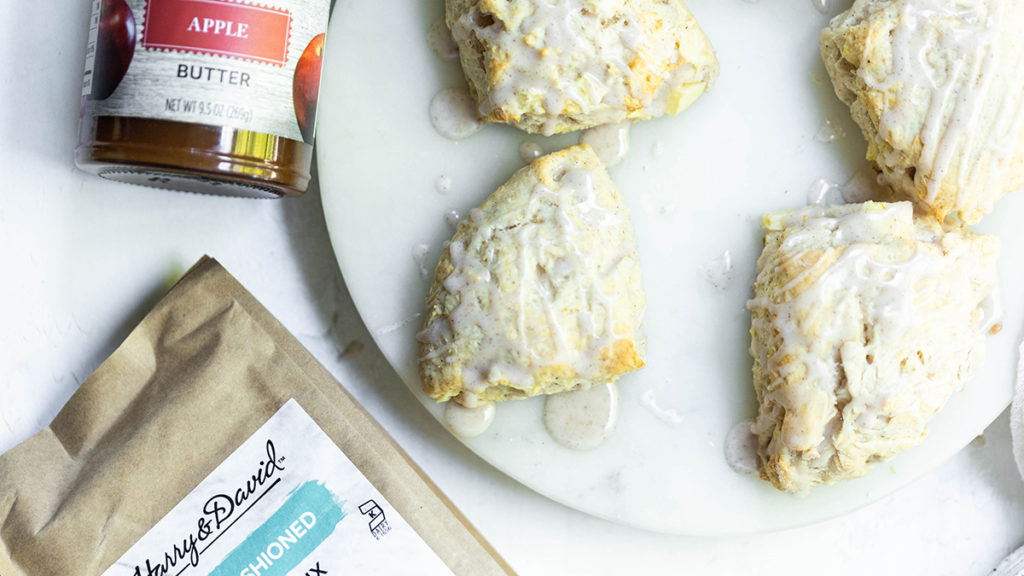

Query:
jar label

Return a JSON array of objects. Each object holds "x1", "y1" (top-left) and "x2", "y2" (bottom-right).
[{"x1": 82, "y1": 0, "x2": 329, "y2": 143}]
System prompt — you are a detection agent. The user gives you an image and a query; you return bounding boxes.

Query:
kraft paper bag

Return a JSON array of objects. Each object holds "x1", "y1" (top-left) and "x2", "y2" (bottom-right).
[{"x1": 0, "y1": 257, "x2": 512, "y2": 576}]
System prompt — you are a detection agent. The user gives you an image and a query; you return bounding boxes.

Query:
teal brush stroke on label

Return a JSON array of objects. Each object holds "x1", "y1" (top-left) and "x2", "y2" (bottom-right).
[{"x1": 210, "y1": 481, "x2": 345, "y2": 576}]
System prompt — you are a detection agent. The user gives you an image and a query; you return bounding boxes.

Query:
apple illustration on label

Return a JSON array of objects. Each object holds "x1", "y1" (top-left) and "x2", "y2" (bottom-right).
[
  {"x1": 293, "y1": 33, "x2": 326, "y2": 144},
  {"x1": 92, "y1": 0, "x2": 136, "y2": 100}
]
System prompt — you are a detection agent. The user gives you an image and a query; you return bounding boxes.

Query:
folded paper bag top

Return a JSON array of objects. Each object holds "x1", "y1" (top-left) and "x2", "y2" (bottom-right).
[{"x1": 0, "y1": 256, "x2": 513, "y2": 576}]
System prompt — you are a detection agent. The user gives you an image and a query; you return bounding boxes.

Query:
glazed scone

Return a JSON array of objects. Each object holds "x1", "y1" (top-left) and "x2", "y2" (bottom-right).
[
  {"x1": 447, "y1": 0, "x2": 719, "y2": 135},
  {"x1": 418, "y1": 144, "x2": 646, "y2": 407},
  {"x1": 820, "y1": 0, "x2": 1024, "y2": 224},
  {"x1": 748, "y1": 202, "x2": 1000, "y2": 493}
]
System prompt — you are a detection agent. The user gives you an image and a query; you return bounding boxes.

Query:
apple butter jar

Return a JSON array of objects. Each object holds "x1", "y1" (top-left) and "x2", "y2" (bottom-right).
[{"x1": 76, "y1": 0, "x2": 330, "y2": 197}]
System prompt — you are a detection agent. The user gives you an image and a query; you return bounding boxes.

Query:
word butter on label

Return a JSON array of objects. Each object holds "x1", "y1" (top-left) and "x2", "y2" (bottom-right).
[{"x1": 102, "y1": 400, "x2": 454, "y2": 576}]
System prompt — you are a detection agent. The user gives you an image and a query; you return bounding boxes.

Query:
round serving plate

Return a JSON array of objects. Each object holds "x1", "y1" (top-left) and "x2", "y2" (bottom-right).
[{"x1": 316, "y1": 0, "x2": 1020, "y2": 534}]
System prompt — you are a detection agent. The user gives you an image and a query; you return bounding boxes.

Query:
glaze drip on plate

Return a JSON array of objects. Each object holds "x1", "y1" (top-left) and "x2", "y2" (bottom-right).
[
  {"x1": 519, "y1": 141, "x2": 544, "y2": 164},
  {"x1": 430, "y1": 87, "x2": 483, "y2": 140},
  {"x1": 578, "y1": 122, "x2": 631, "y2": 168},
  {"x1": 428, "y1": 17, "x2": 461, "y2": 60},
  {"x1": 725, "y1": 419, "x2": 760, "y2": 477},
  {"x1": 445, "y1": 401, "x2": 496, "y2": 438},
  {"x1": 544, "y1": 382, "x2": 619, "y2": 450}
]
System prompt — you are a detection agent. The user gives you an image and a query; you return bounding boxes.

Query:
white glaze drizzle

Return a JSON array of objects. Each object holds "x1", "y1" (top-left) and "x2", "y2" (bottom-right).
[
  {"x1": 724, "y1": 419, "x2": 760, "y2": 476},
  {"x1": 855, "y1": 0, "x2": 1024, "y2": 214},
  {"x1": 435, "y1": 175, "x2": 453, "y2": 194},
  {"x1": 444, "y1": 402, "x2": 496, "y2": 438},
  {"x1": 640, "y1": 390, "x2": 682, "y2": 425},
  {"x1": 417, "y1": 166, "x2": 638, "y2": 403},
  {"x1": 811, "y1": 0, "x2": 837, "y2": 15},
  {"x1": 428, "y1": 17, "x2": 460, "y2": 60},
  {"x1": 701, "y1": 250, "x2": 734, "y2": 291},
  {"x1": 412, "y1": 243, "x2": 432, "y2": 281},
  {"x1": 429, "y1": 88, "x2": 482, "y2": 140},
  {"x1": 451, "y1": 0, "x2": 706, "y2": 135},
  {"x1": 543, "y1": 382, "x2": 619, "y2": 450},
  {"x1": 372, "y1": 313, "x2": 423, "y2": 337},
  {"x1": 979, "y1": 283, "x2": 1003, "y2": 335},
  {"x1": 806, "y1": 178, "x2": 843, "y2": 206},
  {"x1": 814, "y1": 117, "x2": 846, "y2": 143},
  {"x1": 444, "y1": 209, "x2": 462, "y2": 229},
  {"x1": 841, "y1": 165, "x2": 889, "y2": 204},
  {"x1": 748, "y1": 202, "x2": 999, "y2": 462},
  {"x1": 578, "y1": 122, "x2": 631, "y2": 167},
  {"x1": 519, "y1": 141, "x2": 544, "y2": 164}
]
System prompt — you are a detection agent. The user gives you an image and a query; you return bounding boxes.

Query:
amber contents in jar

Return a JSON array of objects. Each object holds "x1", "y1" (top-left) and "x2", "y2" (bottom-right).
[{"x1": 77, "y1": 115, "x2": 312, "y2": 198}]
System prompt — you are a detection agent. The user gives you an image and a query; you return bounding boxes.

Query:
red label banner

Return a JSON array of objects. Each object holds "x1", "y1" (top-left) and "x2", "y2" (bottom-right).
[{"x1": 142, "y1": 0, "x2": 292, "y2": 66}]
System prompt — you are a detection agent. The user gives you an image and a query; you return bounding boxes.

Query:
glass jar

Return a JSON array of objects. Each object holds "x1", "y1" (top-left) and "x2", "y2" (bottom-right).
[{"x1": 76, "y1": 0, "x2": 330, "y2": 197}]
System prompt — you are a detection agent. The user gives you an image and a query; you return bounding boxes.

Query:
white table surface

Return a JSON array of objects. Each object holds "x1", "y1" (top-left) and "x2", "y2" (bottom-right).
[{"x1": 1, "y1": 1, "x2": 1023, "y2": 574}]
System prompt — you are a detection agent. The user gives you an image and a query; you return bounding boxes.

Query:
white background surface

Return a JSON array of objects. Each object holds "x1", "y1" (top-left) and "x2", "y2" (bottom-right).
[{"x1": 1, "y1": 1, "x2": 1023, "y2": 574}]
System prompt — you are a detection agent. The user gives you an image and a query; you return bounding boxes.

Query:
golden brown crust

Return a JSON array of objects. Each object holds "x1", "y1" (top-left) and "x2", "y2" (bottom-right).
[
  {"x1": 749, "y1": 202, "x2": 999, "y2": 493},
  {"x1": 820, "y1": 0, "x2": 1024, "y2": 224},
  {"x1": 446, "y1": 0, "x2": 718, "y2": 134},
  {"x1": 418, "y1": 145, "x2": 646, "y2": 406}
]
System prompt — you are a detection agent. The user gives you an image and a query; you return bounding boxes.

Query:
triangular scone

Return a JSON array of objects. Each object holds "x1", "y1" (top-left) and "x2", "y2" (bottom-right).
[
  {"x1": 446, "y1": 0, "x2": 718, "y2": 135},
  {"x1": 418, "y1": 145, "x2": 646, "y2": 407},
  {"x1": 748, "y1": 202, "x2": 999, "y2": 494},
  {"x1": 820, "y1": 0, "x2": 1024, "y2": 224}
]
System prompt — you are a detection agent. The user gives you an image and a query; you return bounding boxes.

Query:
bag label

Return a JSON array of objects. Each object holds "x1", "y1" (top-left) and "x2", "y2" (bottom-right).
[{"x1": 101, "y1": 400, "x2": 455, "y2": 576}]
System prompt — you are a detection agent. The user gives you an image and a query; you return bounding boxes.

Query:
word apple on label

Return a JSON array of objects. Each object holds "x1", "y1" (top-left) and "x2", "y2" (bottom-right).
[{"x1": 186, "y1": 17, "x2": 250, "y2": 38}]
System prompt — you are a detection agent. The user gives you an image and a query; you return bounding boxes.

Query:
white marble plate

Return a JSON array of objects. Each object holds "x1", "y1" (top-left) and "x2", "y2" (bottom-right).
[{"x1": 316, "y1": 0, "x2": 1019, "y2": 534}]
